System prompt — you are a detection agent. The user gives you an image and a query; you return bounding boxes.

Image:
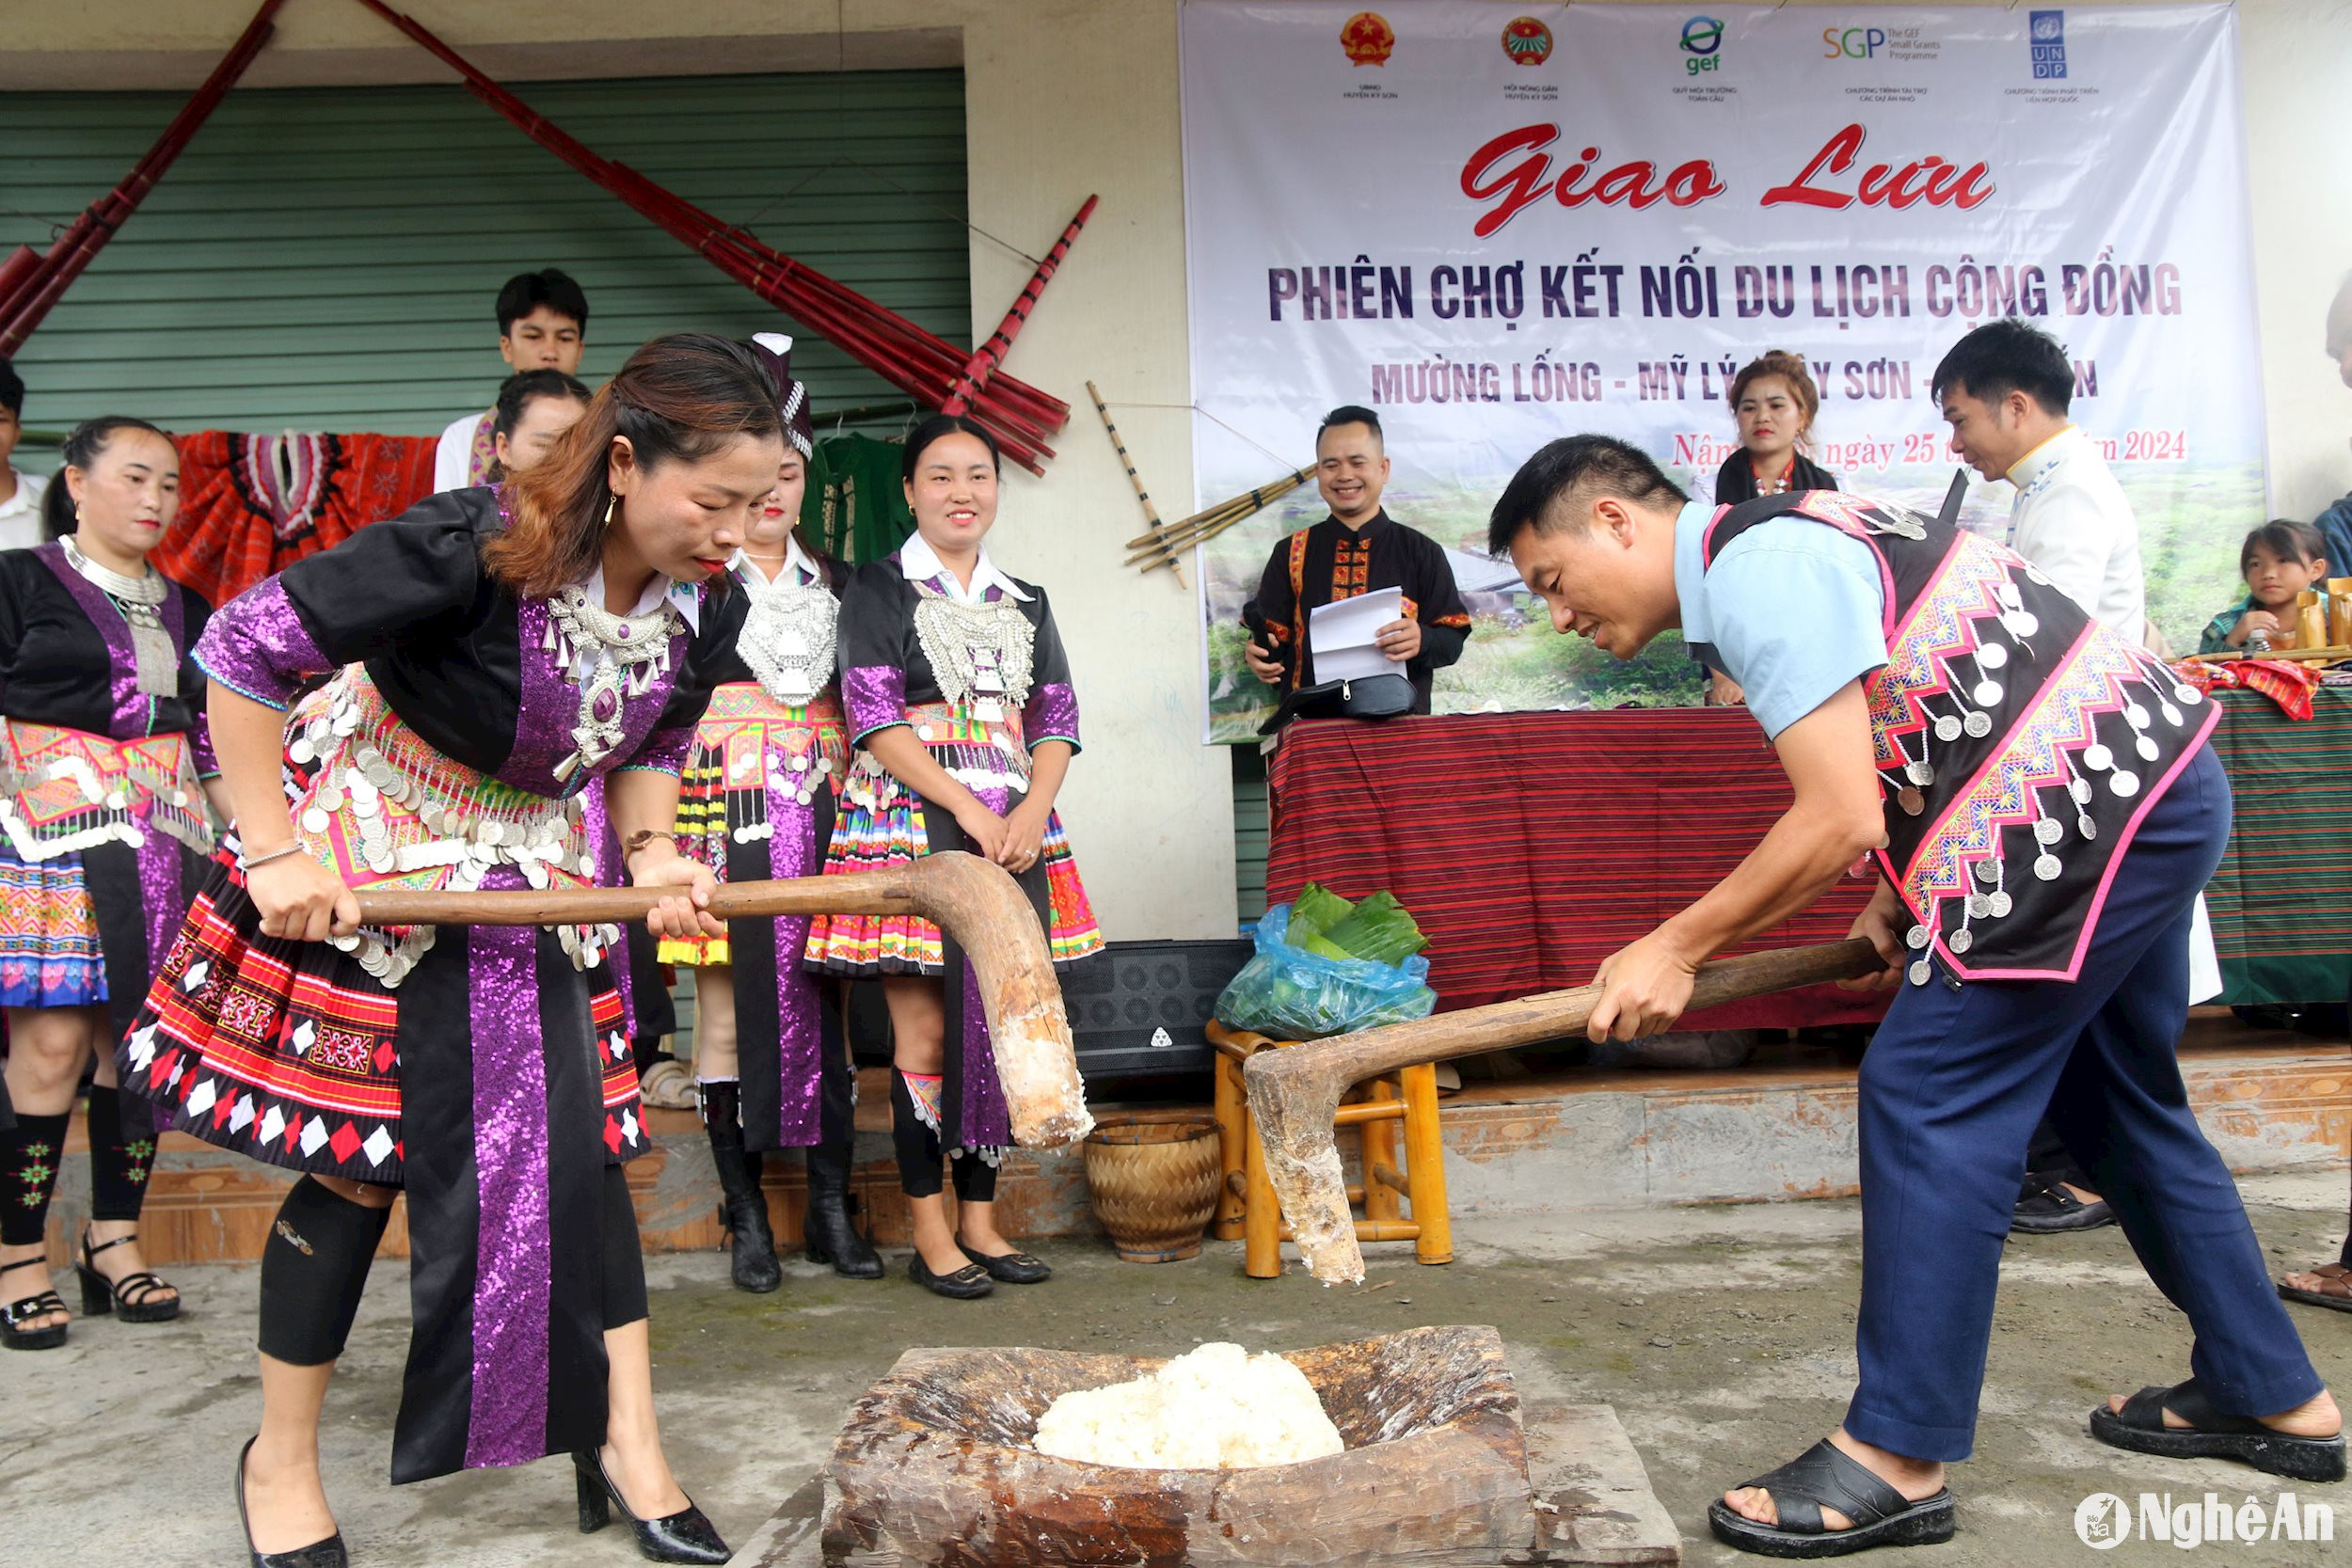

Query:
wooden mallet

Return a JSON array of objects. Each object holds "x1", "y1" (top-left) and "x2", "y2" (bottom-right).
[
  {"x1": 354, "y1": 851, "x2": 1092, "y2": 1148},
  {"x1": 1243, "y1": 938, "x2": 1885, "y2": 1283}
]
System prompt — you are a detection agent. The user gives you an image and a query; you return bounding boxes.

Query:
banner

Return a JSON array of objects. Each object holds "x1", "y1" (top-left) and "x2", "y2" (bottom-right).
[{"x1": 1181, "y1": 3, "x2": 2261, "y2": 741}]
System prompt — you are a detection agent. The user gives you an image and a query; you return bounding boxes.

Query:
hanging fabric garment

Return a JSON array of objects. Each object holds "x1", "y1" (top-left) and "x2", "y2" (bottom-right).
[
  {"x1": 809, "y1": 434, "x2": 915, "y2": 565},
  {"x1": 156, "y1": 431, "x2": 438, "y2": 606}
]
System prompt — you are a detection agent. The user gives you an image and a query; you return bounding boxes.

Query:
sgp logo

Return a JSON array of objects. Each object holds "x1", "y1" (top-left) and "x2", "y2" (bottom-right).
[
  {"x1": 2074, "y1": 1493, "x2": 2131, "y2": 1549},
  {"x1": 1679, "y1": 16, "x2": 1724, "y2": 75},
  {"x1": 1823, "y1": 25, "x2": 1886, "y2": 58}
]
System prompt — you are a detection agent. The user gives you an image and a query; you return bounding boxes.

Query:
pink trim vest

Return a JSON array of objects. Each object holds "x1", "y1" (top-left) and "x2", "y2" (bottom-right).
[{"x1": 1700, "y1": 491, "x2": 2219, "y2": 985}]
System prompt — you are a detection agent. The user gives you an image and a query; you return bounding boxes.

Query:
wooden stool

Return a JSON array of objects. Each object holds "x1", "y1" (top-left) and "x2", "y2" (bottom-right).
[{"x1": 1208, "y1": 1020, "x2": 1453, "y2": 1279}]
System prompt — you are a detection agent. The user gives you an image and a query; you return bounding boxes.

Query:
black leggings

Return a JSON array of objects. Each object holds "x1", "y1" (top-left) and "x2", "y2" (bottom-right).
[
  {"x1": 259, "y1": 1167, "x2": 645, "y2": 1367},
  {"x1": 890, "y1": 1071, "x2": 997, "y2": 1202}
]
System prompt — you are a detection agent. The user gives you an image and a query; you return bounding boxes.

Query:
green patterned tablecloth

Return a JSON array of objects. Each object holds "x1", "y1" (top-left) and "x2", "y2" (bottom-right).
[{"x1": 2205, "y1": 684, "x2": 2352, "y2": 1006}]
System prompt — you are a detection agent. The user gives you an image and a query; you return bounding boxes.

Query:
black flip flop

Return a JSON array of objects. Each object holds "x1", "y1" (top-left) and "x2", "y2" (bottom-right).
[
  {"x1": 2090, "y1": 1379, "x2": 2346, "y2": 1483},
  {"x1": 2278, "y1": 1262, "x2": 2352, "y2": 1314},
  {"x1": 1708, "y1": 1439, "x2": 1957, "y2": 1558}
]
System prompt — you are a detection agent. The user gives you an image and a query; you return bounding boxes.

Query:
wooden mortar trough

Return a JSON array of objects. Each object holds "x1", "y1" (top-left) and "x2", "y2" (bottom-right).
[{"x1": 804, "y1": 1323, "x2": 1674, "y2": 1567}]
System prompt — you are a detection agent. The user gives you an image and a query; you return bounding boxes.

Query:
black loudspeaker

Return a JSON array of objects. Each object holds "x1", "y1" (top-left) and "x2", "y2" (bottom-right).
[{"x1": 1062, "y1": 939, "x2": 1255, "y2": 1083}]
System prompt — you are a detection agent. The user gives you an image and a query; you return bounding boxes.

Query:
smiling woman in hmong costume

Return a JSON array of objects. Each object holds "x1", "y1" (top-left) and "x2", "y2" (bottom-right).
[
  {"x1": 805, "y1": 414, "x2": 1103, "y2": 1300},
  {"x1": 119, "y1": 336, "x2": 782, "y2": 1568},
  {"x1": 0, "y1": 418, "x2": 217, "y2": 1351},
  {"x1": 660, "y1": 334, "x2": 881, "y2": 1294}
]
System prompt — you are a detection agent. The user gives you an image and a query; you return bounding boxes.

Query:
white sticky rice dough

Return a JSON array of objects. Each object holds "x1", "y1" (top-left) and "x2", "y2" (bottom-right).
[{"x1": 1030, "y1": 1341, "x2": 1344, "y2": 1469}]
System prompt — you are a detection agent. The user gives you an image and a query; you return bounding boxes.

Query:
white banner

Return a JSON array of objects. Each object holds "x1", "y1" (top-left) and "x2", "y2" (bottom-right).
[{"x1": 1181, "y1": 2, "x2": 2261, "y2": 741}]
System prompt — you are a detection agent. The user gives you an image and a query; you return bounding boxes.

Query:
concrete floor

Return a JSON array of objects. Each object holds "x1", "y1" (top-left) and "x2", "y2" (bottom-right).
[{"x1": 5, "y1": 1167, "x2": 2348, "y2": 1568}]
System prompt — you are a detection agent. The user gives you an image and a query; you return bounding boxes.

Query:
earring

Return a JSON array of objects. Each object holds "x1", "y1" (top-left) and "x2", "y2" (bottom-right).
[{"x1": 604, "y1": 495, "x2": 618, "y2": 527}]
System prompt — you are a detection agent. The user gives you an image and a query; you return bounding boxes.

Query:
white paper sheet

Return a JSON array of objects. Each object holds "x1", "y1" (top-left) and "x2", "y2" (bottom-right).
[{"x1": 1308, "y1": 586, "x2": 1404, "y2": 685}]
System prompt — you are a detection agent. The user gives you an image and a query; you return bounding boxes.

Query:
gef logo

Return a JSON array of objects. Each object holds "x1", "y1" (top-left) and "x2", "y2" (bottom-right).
[
  {"x1": 2029, "y1": 10, "x2": 2067, "y2": 78},
  {"x1": 1680, "y1": 16, "x2": 1725, "y2": 74},
  {"x1": 1823, "y1": 26, "x2": 1885, "y2": 58}
]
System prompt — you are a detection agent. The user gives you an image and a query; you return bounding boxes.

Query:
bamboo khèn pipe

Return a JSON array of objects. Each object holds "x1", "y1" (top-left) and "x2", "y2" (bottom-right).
[
  {"x1": 354, "y1": 853, "x2": 1092, "y2": 1150},
  {"x1": 1089, "y1": 379, "x2": 1184, "y2": 589},
  {"x1": 1243, "y1": 938, "x2": 1885, "y2": 1284}
]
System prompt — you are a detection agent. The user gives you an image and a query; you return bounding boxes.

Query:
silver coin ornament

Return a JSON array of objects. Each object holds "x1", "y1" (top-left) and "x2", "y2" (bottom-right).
[
  {"x1": 1935, "y1": 716, "x2": 1963, "y2": 743},
  {"x1": 2109, "y1": 769, "x2": 2140, "y2": 799},
  {"x1": 1907, "y1": 760, "x2": 1935, "y2": 786},
  {"x1": 2076, "y1": 816, "x2": 2097, "y2": 840},
  {"x1": 1949, "y1": 928, "x2": 1974, "y2": 955},
  {"x1": 1963, "y1": 710, "x2": 1993, "y2": 738},
  {"x1": 2005, "y1": 611, "x2": 2039, "y2": 639},
  {"x1": 301, "y1": 807, "x2": 329, "y2": 833},
  {"x1": 1906, "y1": 925, "x2": 1931, "y2": 950},
  {"x1": 1908, "y1": 959, "x2": 1932, "y2": 987},
  {"x1": 1988, "y1": 892, "x2": 2013, "y2": 918},
  {"x1": 1975, "y1": 642, "x2": 2009, "y2": 671},
  {"x1": 2033, "y1": 818, "x2": 2063, "y2": 845},
  {"x1": 2082, "y1": 744, "x2": 2114, "y2": 772},
  {"x1": 2124, "y1": 704, "x2": 2149, "y2": 728},
  {"x1": 1973, "y1": 680, "x2": 2003, "y2": 707},
  {"x1": 1897, "y1": 786, "x2": 1926, "y2": 816},
  {"x1": 1975, "y1": 860, "x2": 2001, "y2": 886},
  {"x1": 2135, "y1": 736, "x2": 2159, "y2": 762},
  {"x1": 2034, "y1": 853, "x2": 2062, "y2": 881},
  {"x1": 2070, "y1": 778, "x2": 2094, "y2": 804},
  {"x1": 2159, "y1": 703, "x2": 2183, "y2": 726},
  {"x1": 1968, "y1": 893, "x2": 1992, "y2": 919},
  {"x1": 2174, "y1": 684, "x2": 2202, "y2": 705}
]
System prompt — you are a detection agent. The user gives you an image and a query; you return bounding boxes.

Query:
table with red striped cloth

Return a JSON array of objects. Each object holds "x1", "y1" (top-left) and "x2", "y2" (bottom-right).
[
  {"x1": 2202, "y1": 685, "x2": 2352, "y2": 1006},
  {"x1": 1265, "y1": 711, "x2": 1887, "y2": 1028}
]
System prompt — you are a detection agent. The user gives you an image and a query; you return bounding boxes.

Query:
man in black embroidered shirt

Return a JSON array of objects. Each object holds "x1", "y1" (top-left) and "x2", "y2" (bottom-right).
[{"x1": 1243, "y1": 406, "x2": 1471, "y2": 714}]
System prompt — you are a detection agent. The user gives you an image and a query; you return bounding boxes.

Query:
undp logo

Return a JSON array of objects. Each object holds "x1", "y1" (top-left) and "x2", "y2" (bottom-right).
[
  {"x1": 2075, "y1": 1493, "x2": 2131, "y2": 1549},
  {"x1": 2029, "y1": 9, "x2": 2068, "y2": 78},
  {"x1": 1679, "y1": 16, "x2": 1724, "y2": 75}
]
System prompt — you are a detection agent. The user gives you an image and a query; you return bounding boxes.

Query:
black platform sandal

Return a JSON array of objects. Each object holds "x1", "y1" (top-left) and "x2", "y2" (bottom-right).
[
  {"x1": 76, "y1": 1228, "x2": 181, "y2": 1323},
  {"x1": 908, "y1": 1252, "x2": 993, "y2": 1299},
  {"x1": 2090, "y1": 1378, "x2": 2347, "y2": 1482},
  {"x1": 572, "y1": 1448, "x2": 730, "y2": 1564},
  {"x1": 1708, "y1": 1439, "x2": 1956, "y2": 1558},
  {"x1": 1, "y1": 1256, "x2": 69, "y2": 1351}
]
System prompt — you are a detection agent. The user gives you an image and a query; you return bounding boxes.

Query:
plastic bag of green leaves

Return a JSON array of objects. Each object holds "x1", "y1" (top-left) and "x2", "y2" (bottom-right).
[{"x1": 1215, "y1": 903, "x2": 1437, "y2": 1039}]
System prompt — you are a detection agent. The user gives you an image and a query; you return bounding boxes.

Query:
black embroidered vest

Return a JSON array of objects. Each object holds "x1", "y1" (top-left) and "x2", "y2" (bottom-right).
[{"x1": 1701, "y1": 491, "x2": 2219, "y2": 984}]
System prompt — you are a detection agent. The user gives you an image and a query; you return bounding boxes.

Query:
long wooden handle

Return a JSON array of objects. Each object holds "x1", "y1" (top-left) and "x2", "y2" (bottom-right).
[
  {"x1": 353, "y1": 866, "x2": 928, "y2": 927},
  {"x1": 353, "y1": 855, "x2": 1093, "y2": 1149},
  {"x1": 1244, "y1": 938, "x2": 1884, "y2": 1284}
]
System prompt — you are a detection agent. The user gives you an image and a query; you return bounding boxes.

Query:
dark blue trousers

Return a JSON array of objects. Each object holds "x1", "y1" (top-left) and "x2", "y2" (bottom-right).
[{"x1": 1845, "y1": 745, "x2": 2324, "y2": 1462}]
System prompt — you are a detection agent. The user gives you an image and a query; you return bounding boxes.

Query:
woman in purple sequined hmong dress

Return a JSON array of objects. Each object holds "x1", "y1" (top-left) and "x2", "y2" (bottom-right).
[
  {"x1": 805, "y1": 415, "x2": 1103, "y2": 1301},
  {"x1": 119, "y1": 337, "x2": 780, "y2": 1567}
]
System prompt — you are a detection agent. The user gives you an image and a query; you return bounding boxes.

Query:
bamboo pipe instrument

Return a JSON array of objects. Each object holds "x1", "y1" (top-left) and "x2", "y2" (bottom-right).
[
  {"x1": 1124, "y1": 467, "x2": 1317, "y2": 573},
  {"x1": 1123, "y1": 467, "x2": 1315, "y2": 552},
  {"x1": 1089, "y1": 381, "x2": 1184, "y2": 589},
  {"x1": 1244, "y1": 938, "x2": 1884, "y2": 1284},
  {"x1": 354, "y1": 853, "x2": 1092, "y2": 1149}
]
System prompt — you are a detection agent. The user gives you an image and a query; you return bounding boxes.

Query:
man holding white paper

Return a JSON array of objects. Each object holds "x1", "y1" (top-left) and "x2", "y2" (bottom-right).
[{"x1": 1242, "y1": 406, "x2": 1471, "y2": 715}]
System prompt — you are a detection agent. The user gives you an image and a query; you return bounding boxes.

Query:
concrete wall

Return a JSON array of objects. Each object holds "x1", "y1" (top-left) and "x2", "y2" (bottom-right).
[{"x1": 8, "y1": 0, "x2": 2352, "y2": 941}]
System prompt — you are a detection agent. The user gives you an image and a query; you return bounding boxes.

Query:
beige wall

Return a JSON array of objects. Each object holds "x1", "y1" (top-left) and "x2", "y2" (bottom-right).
[{"x1": 10, "y1": 0, "x2": 2352, "y2": 940}]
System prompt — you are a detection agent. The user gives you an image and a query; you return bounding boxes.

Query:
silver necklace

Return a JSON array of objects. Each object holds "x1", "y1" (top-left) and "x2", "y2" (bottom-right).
[
  {"x1": 63, "y1": 535, "x2": 177, "y2": 698},
  {"x1": 738, "y1": 564, "x2": 837, "y2": 705},
  {"x1": 912, "y1": 588, "x2": 1034, "y2": 719},
  {"x1": 543, "y1": 584, "x2": 679, "y2": 782}
]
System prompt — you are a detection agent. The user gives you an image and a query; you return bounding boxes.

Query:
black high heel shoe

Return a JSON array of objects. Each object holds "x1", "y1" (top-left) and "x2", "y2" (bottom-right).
[
  {"x1": 235, "y1": 1436, "x2": 348, "y2": 1568},
  {"x1": 77, "y1": 1227, "x2": 181, "y2": 1323},
  {"x1": 572, "y1": 1448, "x2": 731, "y2": 1565}
]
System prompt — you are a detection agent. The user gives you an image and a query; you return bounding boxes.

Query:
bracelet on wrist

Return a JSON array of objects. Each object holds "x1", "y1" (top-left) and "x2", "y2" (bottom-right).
[
  {"x1": 623, "y1": 829, "x2": 678, "y2": 858},
  {"x1": 238, "y1": 843, "x2": 304, "y2": 873}
]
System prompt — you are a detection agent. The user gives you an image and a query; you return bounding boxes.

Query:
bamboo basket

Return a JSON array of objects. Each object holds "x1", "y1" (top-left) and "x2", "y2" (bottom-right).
[{"x1": 1082, "y1": 1117, "x2": 1222, "y2": 1263}]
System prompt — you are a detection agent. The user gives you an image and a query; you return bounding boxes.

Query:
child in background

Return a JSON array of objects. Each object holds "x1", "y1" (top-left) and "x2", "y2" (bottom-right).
[{"x1": 2201, "y1": 519, "x2": 2330, "y2": 653}]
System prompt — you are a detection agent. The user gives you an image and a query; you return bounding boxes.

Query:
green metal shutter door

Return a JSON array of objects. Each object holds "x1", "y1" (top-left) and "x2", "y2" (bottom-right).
[{"x1": 0, "y1": 70, "x2": 969, "y2": 441}]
